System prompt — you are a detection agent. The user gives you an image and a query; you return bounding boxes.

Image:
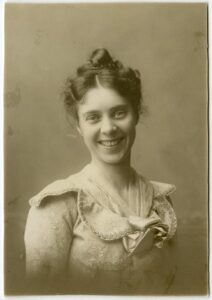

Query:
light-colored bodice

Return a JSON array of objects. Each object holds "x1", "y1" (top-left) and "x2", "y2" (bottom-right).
[{"x1": 24, "y1": 165, "x2": 177, "y2": 295}]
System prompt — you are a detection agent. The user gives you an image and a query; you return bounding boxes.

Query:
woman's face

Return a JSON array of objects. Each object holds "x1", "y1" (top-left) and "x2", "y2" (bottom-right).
[{"x1": 77, "y1": 87, "x2": 137, "y2": 166}]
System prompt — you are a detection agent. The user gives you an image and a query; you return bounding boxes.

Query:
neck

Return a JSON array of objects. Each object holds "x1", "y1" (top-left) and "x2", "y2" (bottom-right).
[{"x1": 90, "y1": 156, "x2": 133, "y2": 191}]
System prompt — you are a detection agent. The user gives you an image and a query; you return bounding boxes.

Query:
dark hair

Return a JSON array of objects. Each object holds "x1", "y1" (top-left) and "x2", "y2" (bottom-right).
[{"x1": 64, "y1": 48, "x2": 145, "y2": 121}]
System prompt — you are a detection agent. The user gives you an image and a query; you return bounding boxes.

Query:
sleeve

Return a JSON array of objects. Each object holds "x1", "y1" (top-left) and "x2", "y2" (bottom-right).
[
  {"x1": 24, "y1": 192, "x2": 78, "y2": 293},
  {"x1": 153, "y1": 195, "x2": 178, "y2": 294},
  {"x1": 165, "y1": 195, "x2": 178, "y2": 293}
]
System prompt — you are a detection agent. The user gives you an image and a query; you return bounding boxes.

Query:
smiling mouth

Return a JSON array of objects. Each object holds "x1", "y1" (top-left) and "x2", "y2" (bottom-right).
[{"x1": 98, "y1": 137, "x2": 124, "y2": 147}]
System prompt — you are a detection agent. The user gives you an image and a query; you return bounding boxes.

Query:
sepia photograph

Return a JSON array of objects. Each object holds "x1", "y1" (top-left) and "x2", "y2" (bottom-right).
[{"x1": 4, "y1": 1, "x2": 208, "y2": 296}]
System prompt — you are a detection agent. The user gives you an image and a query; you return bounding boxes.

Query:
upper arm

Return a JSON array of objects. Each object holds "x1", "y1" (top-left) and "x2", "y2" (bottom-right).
[{"x1": 24, "y1": 192, "x2": 78, "y2": 282}]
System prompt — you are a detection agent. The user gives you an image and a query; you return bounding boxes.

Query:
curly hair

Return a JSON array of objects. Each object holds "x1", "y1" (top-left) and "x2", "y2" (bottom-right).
[{"x1": 63, "y1": 48, "x2": 145, "y2": 121}]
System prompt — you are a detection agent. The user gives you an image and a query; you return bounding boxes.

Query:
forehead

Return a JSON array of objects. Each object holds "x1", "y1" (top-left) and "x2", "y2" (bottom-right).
[{"x1": 78, "y1": 87, "x2": 130, "y2": 113}]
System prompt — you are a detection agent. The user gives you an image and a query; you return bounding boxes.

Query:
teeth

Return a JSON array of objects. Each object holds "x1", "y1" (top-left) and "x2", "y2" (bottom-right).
[{"x1": 100, "y1": 138, "x2": 122, "y2": 147}]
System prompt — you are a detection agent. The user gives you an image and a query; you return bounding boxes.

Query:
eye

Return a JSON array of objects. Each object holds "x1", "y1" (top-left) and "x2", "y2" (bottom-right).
[
  {"x1": 85, "y1": 114, "x2": 101, "y2": 123},
  {"x1": 113, "y1": 110, "x2": 127, "y2": 119}
]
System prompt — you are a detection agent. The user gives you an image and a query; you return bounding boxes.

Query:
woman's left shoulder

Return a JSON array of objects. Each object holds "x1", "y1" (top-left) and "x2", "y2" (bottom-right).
[
  {"x1": 149, "y1": 180, "x2": 176, "y2": 199},
  {"x1": 136, "y1": 172, "x2": 176, "y2": 200}
]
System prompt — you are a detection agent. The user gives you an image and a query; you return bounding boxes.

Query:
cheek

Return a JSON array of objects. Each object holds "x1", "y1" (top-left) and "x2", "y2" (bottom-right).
[
  {"x1": 79, "y1": 125, "x2": 98, "y2": 145},
  {"x1": 120, "y1": 118, "x2": 137, "y2": 135}
]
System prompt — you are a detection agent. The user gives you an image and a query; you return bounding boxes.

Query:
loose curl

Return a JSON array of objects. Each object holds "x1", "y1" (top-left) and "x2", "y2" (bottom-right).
[{"x1": 63, "y1": 48, "x2": 145, "y2": 122}]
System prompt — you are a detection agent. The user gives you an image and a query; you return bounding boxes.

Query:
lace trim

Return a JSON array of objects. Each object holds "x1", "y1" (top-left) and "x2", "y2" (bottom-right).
[
  {"x1": 153, "y1": 197, "x2": 177, "y2": 239},
  {"x1": 77, "y1": 190, "x2": 134, "y2": 241}
]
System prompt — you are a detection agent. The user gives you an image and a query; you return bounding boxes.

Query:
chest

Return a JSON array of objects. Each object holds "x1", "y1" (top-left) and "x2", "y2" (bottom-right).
[{"x1": 66, "y1": 219, "x2": 174, "y2": 295}]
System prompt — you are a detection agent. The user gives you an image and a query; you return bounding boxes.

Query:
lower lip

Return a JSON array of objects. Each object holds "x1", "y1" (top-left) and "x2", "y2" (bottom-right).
[{"x1": 98, "y1": 138, "x2": 124, "y2": 149}]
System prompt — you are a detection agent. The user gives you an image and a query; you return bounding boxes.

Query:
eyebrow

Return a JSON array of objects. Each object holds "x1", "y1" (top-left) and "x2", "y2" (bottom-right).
[
  {"x1": 82, "y1": 110, "x2": 101, "y2": 117},
  {"x1": 82, "y1": 104, "x2": 129, "y2": 117},
  {"x1": 110, "y1": 104, "x2": 128, "y2": 112}
]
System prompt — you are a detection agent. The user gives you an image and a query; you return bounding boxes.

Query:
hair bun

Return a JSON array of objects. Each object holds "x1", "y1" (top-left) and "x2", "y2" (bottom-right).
[
  {"x1": 89, "y1": 48, "x2": 114, "y2": 68},
  {"x1": 77, "y1": 48, "x2": 123, "y2": 76}
]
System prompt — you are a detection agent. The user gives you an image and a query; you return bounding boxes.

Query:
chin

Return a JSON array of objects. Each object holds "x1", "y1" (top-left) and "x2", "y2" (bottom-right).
[{"x1": 99, "y1": 154, "x2": 129, "y2": 165}]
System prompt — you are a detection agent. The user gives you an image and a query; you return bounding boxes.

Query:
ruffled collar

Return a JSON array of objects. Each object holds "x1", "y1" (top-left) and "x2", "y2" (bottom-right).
[{"x1": 29, "y1": 165, "x2": 177, "y2": 244}]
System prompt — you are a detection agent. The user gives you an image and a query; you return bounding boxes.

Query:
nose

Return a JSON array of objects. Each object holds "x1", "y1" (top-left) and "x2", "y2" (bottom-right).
[{"x1": 100, "y1": 117, "x2": 117, "y2": 135}]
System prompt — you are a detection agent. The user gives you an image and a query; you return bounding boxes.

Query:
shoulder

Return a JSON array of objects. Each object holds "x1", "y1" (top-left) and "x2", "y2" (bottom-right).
[
  {"x1": 29, "y1": 169, "x2": 87, "y2": 208},
  {"x1": 150, "y1": 180, "x2": 176, "y2": 199},
  {"x1": 25, "y1": 170, "x2": 87, "y2": 231},
  {"x1": 136, "y1": 172, "x2": 176, "y2": 200},
  {"x1": 25, "y1": 192, "x2": 78, "y2": 240}
]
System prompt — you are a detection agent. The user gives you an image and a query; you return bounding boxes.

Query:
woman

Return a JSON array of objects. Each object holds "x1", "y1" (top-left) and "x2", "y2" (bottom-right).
[{"x1": 24, "y1": 48, "x2": 177, "y2": 295}]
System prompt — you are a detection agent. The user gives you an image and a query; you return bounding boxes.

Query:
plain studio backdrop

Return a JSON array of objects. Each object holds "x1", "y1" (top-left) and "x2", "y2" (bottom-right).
[{"x1": 4, "y1": 3, "x2": 208, "y2": 295}]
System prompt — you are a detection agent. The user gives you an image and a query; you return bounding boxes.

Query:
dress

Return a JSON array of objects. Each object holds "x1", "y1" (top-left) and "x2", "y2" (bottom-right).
[{"x1": 24, "y1": 164, "x2": 177, "y2": 295}]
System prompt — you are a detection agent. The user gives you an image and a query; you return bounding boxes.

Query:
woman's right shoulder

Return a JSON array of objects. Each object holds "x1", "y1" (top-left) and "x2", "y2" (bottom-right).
[
  {"x1": 26, "y1": 192, "x2": 78, "y2": 237},
  {"x1": 25, "y1": 172, "x2": 85, "y2": 238},
  {"x1": 29, "y1": 170, "x2": 86, "y2": 208},
  {"x1": 26, "y1": 171, "x2": 86, "y2": 227}
]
